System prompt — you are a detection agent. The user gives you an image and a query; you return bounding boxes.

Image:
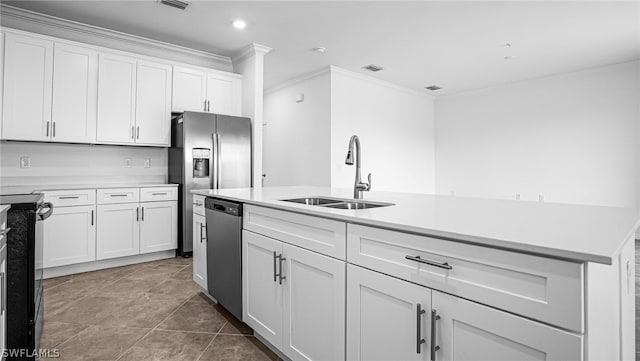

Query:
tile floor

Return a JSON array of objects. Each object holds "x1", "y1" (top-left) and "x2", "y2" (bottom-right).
[{"x1": 41, "y1": 257, "x2": 280, "y2": 361}]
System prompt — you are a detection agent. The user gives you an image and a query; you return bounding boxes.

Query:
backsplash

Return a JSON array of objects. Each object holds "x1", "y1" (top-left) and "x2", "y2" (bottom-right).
[{"x1": 0, "y1": 141, "x2": 168, "y2": 187}]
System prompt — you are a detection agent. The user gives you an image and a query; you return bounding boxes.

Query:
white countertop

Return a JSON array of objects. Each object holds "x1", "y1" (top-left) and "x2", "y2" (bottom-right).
[
  {"x1": 192, "y1": 186, "x2": 640, "y2": 265},
  {"x1": 0, "y1": 183, "x2": 178, "y2": 195}
]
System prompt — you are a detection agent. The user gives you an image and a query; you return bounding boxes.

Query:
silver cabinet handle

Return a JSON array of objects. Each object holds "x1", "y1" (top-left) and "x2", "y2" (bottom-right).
[
  {"x1": 204, "y1": 99, "x2": 207, "y2": 112},
  {"x1": 46, "y1": 121, "x2": 50, "y2": 137},
  {"x1": 200, "y1": 223, "x2": 206, "y2": 243},
  {"x1": 416, "y1": 304, "x2": 426, "y2": 354},
  {"x1": 59, "y1": 196, "x2": 80, "y2": 199},
  {"x1": 207, "y1": 100, "x2": 210, "y2": 112},
  {"x1": 277, "y1": 253, "x2": 286, "y2": 285},
  {"x1": 136, "y1": 126, "x2": 140, "y2": 140},
  {"x1": 136, "y1": 207, "x2": 139, "y2": 221},
  {"x1": 273, "y1": 251, "x2": 277, "y2": 282},
  {"x1": 141, "y1": 207, "x2": 144, "y2": 221},
  {"x1": 405, "y1": 255, "x2": 452, "y2": 270},
  {"x1": 91, "y1": 210, "x2": 94, "y2": 226},
  {"x1": 431, "y1": 309, "x2": 441, "y2": 360},
  {"x1": 110, "y1": 194, "x2": 128, "y2": 197},
  {"x1": 152, "y1": 192, "x2": 168, "y2": 196},
  {"x1": 131, "y1": 126, "x2": 135, "y2": 139},
  {"x1": 53, "y1": 121, "x2": 56, "y2": 137}
]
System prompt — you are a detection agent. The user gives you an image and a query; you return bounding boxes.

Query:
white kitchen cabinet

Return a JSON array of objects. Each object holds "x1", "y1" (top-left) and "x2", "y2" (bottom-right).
[
  {"x1": 172, "y1": 66, "x2": 242, "y2": 116},
  {"x1": 43, "y1": 205, "x2": 96, "y2": 268},
  {"x1": 206, "y1": 72, "x2": 242, "y2": 116},
  {"x1": 96, "y1": 53, "x2": 137, "y2": 144},
  {"x1": 96, "y1": 203, "x2": 140, "y2": 260},
  {"x1": 192, "y1": 213, "x2": 207, "y2": 290},
  {"x1": 282, "y1": 242, "x2": 345, "y2": 361},
  {"x1": 432, "y1": 291, "x2": 582, "y2": 361},
  {"x1": 135, "y1": 60, "x2": 172, "y2": 146},
  {"x1": 243, "y1": 229, "x2": 346, "y2": 361},
  {"x1": 347, "y1": 264, "x2": 431, "y2": 361},
  {"x1": 51, "y1": 43, "x2": 98, "y2": 144},
  {"x1": 243, "y1": 230, "x2": 283, "y2": 348},
  {"x1": 1, "y1": 33, "x2": 53, "y2": 141},
  {"x1": 172, "y1": 66, "x2": 207, "y2": 112},
  {"x1": 139, "y1": 201, "x2": 177, "y2": 254}
]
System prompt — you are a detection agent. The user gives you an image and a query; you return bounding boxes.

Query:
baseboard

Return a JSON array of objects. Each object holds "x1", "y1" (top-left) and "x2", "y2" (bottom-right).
[
  {"x1": 43, "y1": 250, "x2": 176, "y2": 278},
  {"x1": 253, "y1": 332, "x2": 291, "y2": 361}
]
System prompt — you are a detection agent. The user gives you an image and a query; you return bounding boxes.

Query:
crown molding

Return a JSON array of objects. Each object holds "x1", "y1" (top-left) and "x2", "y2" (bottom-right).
[
  {"x1": 329, "y1": 66, "x2": 435, "y2": 100},
  {"x1": 232, "y1": 43, "x2": 273, "y2": 65},
  {"x1": 264, "y1": 66, "x2": 332, "y2": 95},
  {"x1": 0, "y1": 4, "x2": 233, "y2": 68}
]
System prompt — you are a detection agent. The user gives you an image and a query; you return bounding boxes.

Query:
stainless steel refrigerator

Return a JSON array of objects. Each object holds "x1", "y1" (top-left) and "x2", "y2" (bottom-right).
[{"x1": 169, "y1": 111, "x2": 252, "y2": 256}]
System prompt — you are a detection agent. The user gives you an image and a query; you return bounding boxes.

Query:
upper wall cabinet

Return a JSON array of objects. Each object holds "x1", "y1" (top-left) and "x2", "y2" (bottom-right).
[
  {"x1": 2, "y1": 33, "x2": 54, "y2": 141},
  {"x1": 96, "y1": 55, "x2": 172, "y2": 146},
  {"x1": 173, "y1": 66, "x2": 242, "y2": 116},
  {"x1": 52, "y1": 44, "x2": 99, "y2": 143}
]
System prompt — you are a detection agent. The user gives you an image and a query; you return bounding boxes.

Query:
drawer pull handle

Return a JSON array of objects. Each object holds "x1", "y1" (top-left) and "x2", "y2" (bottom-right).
[
  {"x1": 416, "y1": 304, "x2": 426, "y2": 354},
  {"x1": 152, "y1": 192, "x2": 168, "y2": 195},
  {"x1": 110, "y1": 194, "x2": 128, "y2": 197},
  {"x1": 405, "y1": 255, "x2": 452, "y2": 270},
  {"x1": 58, "y1": 196, "x2": 80, "y2": 199},
  {"x1": 431, "y1": 309, "x2": 441, "y2": 360}
]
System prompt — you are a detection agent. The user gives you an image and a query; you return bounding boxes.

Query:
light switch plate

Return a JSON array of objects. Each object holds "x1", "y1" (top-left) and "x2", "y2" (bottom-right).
[
  {"x1": 124, "y1": 158, "x2": 132, "y2": 168},
  {"x1": 144, "y1": 159, "x2": 151, "y2": 168},
  {"x1": 20, "y1": 156, "x2": 30, "y2": 168}
]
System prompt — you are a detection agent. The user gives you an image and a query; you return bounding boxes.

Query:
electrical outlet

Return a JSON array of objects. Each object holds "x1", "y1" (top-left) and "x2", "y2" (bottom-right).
[
  {"x1": 20, "y1": 156, "x2": 30, "y2": 169},
  {"x1": 144, "y1": 159, "x2": 151, "y2": 168},
  {"x1": 538, "y1": 194, "x2": 544, "y2": 202},
  {"x1": 124, "y1": 158, "x2": 132, "y2": 168}
]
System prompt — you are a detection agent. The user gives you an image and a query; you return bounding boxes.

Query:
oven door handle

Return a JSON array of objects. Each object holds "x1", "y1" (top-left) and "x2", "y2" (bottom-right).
[{"x1": 37, "y1": 202, "x2": 54, "y2": 221}]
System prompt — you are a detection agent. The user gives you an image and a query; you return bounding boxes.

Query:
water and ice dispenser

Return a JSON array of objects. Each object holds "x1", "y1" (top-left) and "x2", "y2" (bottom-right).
[{"x1": 192, "y1": 148, "x2": 211, "y2": 178}]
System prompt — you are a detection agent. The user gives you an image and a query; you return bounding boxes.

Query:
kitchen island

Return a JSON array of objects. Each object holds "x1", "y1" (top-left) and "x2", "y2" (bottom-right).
[{"x1": 192, "y1": 186, "x2": 637, "y2": 361}]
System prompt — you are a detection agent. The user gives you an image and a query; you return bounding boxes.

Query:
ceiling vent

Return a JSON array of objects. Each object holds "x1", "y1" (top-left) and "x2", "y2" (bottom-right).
[
  {"x1": 425, "y1": 85, "x2": 442, "y2": 91},
  {"x1": 159, "y1": 0, "x2": 190, "y2": 10},
  {"x1": 363, "y1": 64, "x2": 384, "y2": 72}
]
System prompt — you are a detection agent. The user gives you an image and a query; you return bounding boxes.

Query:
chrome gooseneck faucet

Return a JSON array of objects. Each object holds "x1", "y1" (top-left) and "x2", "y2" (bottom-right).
[{"x1": 345, "y1": 135, "x2": 371, "y2": 199}]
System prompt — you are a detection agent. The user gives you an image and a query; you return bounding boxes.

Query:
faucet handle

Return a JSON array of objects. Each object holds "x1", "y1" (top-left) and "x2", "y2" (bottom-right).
[{"x1": 365, "y1": 173, "x2": 372, "y2": 191}]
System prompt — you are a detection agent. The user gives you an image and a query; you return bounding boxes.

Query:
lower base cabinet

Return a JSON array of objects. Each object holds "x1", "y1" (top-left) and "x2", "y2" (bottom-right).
[
  {"x1": 192, "y1": 213, "x2": 207, "y2": 290},
  {"x1": 243, "y1": 230, "x2": 346, "y2": 361},
  {"x1": 139, "y1": 201, "x2": 177, "y2": 253},
  {"x1": 43, "y1": 205, "x2": 96, "y2": 267},
  {"x1": 347, "y1": 264, "x2": 582, "y2": 361},
  {"x1": 97, "y1": 203, "x2": 140, "y2": 260}
]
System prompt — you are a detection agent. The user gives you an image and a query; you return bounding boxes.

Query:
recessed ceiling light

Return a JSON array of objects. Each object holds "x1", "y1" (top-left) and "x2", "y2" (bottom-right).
[
  {"x1": 363, "y1": 64, "x2": 384, "y2": 72},
  {"x1": 232, "y1": 19, "x2": 247, "y2": 30},
  {"x1": 311, "y1": 47, "x2": 326, "y2": 53}
]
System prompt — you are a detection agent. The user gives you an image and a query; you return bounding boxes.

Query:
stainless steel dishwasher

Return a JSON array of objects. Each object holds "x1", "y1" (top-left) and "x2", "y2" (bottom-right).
[{"x1": 205, "y1": 197, "x2": 243, "y2": 320}]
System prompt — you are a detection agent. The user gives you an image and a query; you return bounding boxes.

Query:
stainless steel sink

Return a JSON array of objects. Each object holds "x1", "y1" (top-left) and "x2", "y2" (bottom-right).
[{"x1": 281, "y1": 197, "x2": 394, "y2": 210}]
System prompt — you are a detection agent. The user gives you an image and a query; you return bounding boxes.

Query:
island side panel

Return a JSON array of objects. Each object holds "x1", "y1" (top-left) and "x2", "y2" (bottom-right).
[{"x1": 585, "y1": 233, "x2": 635, "y2": 360}]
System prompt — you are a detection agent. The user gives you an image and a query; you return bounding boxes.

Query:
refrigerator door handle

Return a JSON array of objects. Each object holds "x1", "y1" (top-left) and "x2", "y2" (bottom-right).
[
  {"x1": 216, "y1": 132, "x2": 222, "y2": 189},
  {"x1": 212, "y1": 133, "x2": 218, "y2": 189}
]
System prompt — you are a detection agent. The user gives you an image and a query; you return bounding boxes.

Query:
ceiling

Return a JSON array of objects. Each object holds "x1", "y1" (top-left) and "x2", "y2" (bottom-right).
[{"x1": 4, "y1": 1, "x2": 639, "y2": 95}]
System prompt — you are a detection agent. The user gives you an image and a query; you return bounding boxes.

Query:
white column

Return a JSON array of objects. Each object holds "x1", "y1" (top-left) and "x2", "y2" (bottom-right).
[{"x1": 232, "y1": 43, "x2": 272, "y2": 188}]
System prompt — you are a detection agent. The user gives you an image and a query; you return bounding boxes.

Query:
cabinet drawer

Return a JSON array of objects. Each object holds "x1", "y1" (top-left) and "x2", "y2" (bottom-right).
[
  {"x1": 243, "y1": 205, "x2": 346, "y2": 260},
  {"x1": 97, "y1": 188, "x2": 140, "y2": 204},
  {"x1": 347, "y1": 224, "x2": 584, "y2": 332},
  {"x1": 140, "y1": 187, "x2": 177, "y2": 202},
  {"x1": 193, "y1": 195, "x2": 205, "y2": 217},
  {"x1": 40, "y1": 189, "x2": 96, "y2": 207}
]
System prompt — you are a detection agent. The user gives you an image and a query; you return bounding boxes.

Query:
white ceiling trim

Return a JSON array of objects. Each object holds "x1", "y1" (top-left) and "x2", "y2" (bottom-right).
[
  {"x1": 264, "y1": 66, "x2": 332, "y2": 95},
  {"x1": 0, "y1": 4, "x2": 233, "y2": 67},
  {"x1": 329, "y1": 66, "x2": 435, "y2": 100},
  {"x1": 232, "y1": 43, "x2": 273, "y2": 65}
]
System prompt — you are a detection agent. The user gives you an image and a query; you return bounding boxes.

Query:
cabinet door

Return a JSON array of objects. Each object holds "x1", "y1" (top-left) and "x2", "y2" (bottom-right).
[
  {"x1": 2, "y1": 33, "x2": 53, "y2": 141},
  {"x1": 139, "y1": 201, "x2": 177, "y2": 254},
  {"x1": 282, "y1": 243, "x2": 345, "y2": 361},
  {"x1": 43, "y1": 205, "x2": 96, "y2": 268},
  {"x1": 172, "y1": 66, "x2": 207, "y2": 112},
  {"x1": 192, "y1": 213, "x2": 207, "y2": 290},
  {"x1": 96, "y1": 203, "x2": 140, "y2": 260},
  {"x1": 135, "y1": 61, "x2": 172, "y2": 146},
  {"x1": 347, "y1": 264, "x2": 431, "y2": 361},
  {"x1": 96, "y1": 53, "x2": 136, "y2": 144},
  {"x1": 432, "y1": 291, "x2": 582, "y2": 361},
  {"x1": 242, "y1": 230, "x2": 283, "y2": 349},
  {"x1": 206, "y1": 73, "x2": 242, "y2": 116},
  {"x1": 51, "y1": 43, "x2": 98, "y2": 144}
]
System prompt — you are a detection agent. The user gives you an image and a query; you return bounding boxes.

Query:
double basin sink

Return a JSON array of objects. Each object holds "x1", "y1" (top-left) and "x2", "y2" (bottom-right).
[{"x1": 281, "y1": 197, "x2": 394, "y2": 210}]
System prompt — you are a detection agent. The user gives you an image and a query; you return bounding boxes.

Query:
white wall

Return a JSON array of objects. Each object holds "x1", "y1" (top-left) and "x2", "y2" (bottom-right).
[
  {"x1": 435, "y1": 61, "x2": 640, "y2": 209},
  {"x1": 0, "y1": 142, "x2": 167, "y2": 188},
  {"x1": 263, "y1": 70, "x2": 331, "y2": 187},
  {"x1": 330, "y1": 68, "x2": 436, "y2": 194}
]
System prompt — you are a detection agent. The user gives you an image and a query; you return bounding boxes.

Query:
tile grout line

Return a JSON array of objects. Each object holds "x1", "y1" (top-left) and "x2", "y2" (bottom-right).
[
  {"x1": 113, "y1": 291, "x2": 199, "y2": 361},
  {"x1": 195, "y1": 320, "x2": 228, "y2": 361}
]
